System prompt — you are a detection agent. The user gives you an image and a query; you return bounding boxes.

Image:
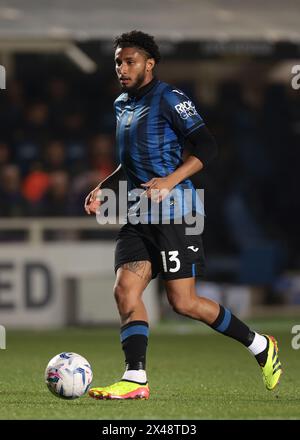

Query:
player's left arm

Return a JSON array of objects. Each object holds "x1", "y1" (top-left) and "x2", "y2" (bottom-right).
[
  {"x1": 166, "y1": 125, "x2": 218, "y2": 185},
  {"x1": 141, "y1": 132, "x2": 216, "y2": 201},
  {"x1": 142, "y1": 90, "x2": 217, "y2": 201}
]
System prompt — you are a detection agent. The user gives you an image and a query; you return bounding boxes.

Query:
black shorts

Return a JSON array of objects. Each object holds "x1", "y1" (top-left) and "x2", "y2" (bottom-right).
[{"x1": 114, "y1": 221, "x2": 205, "y2": 280}]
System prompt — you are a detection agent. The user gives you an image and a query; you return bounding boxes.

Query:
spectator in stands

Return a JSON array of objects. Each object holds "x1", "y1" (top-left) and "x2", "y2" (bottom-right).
[
  {"x1": 69, "y1": 133, "x2": 116, "y2": 215},
  {"x1": 61, "y1": 107, "x2": 88, "y2": 175},
  {"x1": 39, "y1": 170, "x2": 71, "y2": 216},
  {"x1": 47, "y1": 77, "x2": 70, "y2": 130},
  {"x1": 44, "y1": 140, "x2": 66, "y2": 172},
  {"x1": 22, "y1": 162, "x2": 50, "y2": 214},
  {"x1": 0, "y1": 164, "x2": 28, "y2": 216},
  {"x1": 15, "y1": 100, "x2": 50, "y2": 175},
  {"x1": 0, "y1": 142, "x2": 12, "y2": 170},
  {"x1": 89, "y1": 133, "x2": 115, "y2": 180}
]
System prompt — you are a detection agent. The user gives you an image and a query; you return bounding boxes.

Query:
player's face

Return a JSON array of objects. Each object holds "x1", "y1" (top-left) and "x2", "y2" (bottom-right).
[{"x1": 115, "y1": 47, "x2": 154, "y2": 92}]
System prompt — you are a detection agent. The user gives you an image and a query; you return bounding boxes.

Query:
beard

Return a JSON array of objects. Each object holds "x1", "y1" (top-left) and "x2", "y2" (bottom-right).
[{"x1": 120, "y1": 71, "x2": 146, "y2": 93}]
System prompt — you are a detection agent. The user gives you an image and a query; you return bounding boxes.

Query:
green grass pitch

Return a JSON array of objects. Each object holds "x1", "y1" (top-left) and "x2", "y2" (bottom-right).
[{"x1": 0, "y1": 318, "x2": 299, "y2": 420}]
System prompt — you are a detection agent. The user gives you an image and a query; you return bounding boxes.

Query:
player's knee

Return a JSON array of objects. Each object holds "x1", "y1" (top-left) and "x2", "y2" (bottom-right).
[
  {"x1": 169, "y1": 296, "x2": 193, "y2": 317},
  {"x1": 114, "y1": 283, "x2": 129, "y2": 305},
  {"x1": 113, "y1": 283, "x2": 138, "y2": 314}
]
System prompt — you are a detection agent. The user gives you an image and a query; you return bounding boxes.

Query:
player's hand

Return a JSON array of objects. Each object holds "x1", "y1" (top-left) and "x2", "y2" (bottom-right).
[
  {"x1": 141, "y1": 177, "x2": 173, "y2": 203},
  {"x1": 84, "y1": 186, "x2": 102, "y2": 215}
]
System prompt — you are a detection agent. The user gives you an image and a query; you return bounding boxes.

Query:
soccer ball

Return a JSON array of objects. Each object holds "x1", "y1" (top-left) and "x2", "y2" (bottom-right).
[{"x1": 45, "y1": 352, "x2": 93, "y2": 399}]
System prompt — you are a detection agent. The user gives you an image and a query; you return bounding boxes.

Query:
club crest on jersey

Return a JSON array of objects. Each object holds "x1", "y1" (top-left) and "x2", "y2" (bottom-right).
[{"x1": 175, "y1": 100, "x2": 198, "y2": 120}]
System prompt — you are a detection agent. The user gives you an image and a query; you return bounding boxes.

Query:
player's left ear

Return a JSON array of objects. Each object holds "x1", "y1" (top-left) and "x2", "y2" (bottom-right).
[{"x1": 146, "y1": 58, "x2": 155, "y2": 72}]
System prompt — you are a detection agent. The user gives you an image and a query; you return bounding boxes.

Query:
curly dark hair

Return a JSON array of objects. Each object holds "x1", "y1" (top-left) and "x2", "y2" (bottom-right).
[{"x1": 113, "y1": 30, "x2": 161, "y2": 64}]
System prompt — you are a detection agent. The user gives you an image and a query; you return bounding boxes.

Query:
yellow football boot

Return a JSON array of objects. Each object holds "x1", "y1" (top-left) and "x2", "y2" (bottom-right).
[
  {"x1": 89, "y1": 380, "x2": 149, "y2": 400},
  {"x1": 260, "y1": 335, "x2": 283, "y2": 391}
]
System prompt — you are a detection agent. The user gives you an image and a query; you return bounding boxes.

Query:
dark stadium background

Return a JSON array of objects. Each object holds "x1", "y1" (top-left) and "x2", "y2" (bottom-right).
[
  {"x1": 1, "y1": 40, "x2": 300, "y2": 297},
  {"x1": 0, "y1": 0, "x2": 300, "y2": 422}
]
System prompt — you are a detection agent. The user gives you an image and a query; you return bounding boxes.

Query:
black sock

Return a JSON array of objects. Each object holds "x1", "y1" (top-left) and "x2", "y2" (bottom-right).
[
  {"x1": 120, "y1": 320, "x2": 149, "y2": 379},
  {"x1": 210, "y1": 305, "x2": 255, "y2": 347}
]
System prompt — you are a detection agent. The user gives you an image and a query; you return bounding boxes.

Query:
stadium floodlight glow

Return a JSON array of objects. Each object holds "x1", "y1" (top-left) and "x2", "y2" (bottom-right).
[{"x1": 65, "y1": 44, "x2": 97, "y2": 73}]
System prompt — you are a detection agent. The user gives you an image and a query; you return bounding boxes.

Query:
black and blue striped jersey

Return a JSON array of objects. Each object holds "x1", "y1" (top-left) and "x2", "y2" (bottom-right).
[{"x1": 114, "y1": 78, "x2": 205, "y2": 221}]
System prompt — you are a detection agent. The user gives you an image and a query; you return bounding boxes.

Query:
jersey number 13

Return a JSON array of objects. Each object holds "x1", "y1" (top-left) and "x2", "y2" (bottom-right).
[{"x1": 160, "y1": 250, "x2": 181, "y2": 273}]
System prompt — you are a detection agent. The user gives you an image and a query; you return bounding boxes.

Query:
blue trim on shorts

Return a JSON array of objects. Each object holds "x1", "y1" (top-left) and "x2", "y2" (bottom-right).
[{"x1": 192, "y1": 263, "x2": 196, "y2": 277}]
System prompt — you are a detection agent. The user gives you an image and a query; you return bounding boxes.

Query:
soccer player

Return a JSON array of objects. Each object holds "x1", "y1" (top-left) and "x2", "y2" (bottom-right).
[{"x1": 85, "y1": 31, "x2": 282, "y2": 400}]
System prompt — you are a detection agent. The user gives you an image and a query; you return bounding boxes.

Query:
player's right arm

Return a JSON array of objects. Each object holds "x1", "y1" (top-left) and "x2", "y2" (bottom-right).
[{"x1": 84, "y1": 164, "x2": 122, "y2": 215}]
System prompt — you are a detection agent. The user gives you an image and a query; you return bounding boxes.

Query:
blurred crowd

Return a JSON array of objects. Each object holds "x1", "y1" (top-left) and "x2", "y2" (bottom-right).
[
  {"x1": 0, "y1": 77, "x2": 118, "y2": 217},
  {"x1": 0, "y1": 73, "x2": 300, "y2": 270}
]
